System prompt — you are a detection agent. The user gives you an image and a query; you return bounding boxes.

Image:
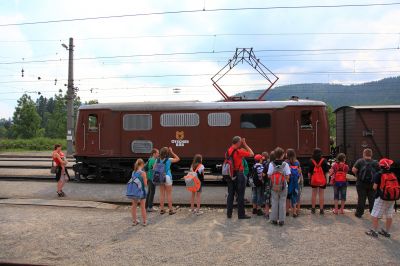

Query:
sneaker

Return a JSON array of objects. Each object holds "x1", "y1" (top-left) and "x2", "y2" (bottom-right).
[
  {"x1": 196, "y1": 210, "x2": 204, "y2": 216},
  {"x1": 189, "y1": 209, "x2": 196, "y2": 214},
  {"x1": 264, "y1": 214, "x2": 270, "y2": 220},
  {"x1": 320, "y1": 209, "x2": 324, "y2": 215},
  {"x1": 238, "y1": 215, "x2": 251, "y2": 219},
  {"x1": 146, "y1": 208, "x2": 153, "y2": 213},
  {"x1": 311, "y1": 208, "x2": 316, "y2": 214},
  {"x1": 278, "y1": 221, "x2": 284, "y2": 226},
  {"x1": 333, "y1": 209, "x2": 338, "y2": 215},
  {"x1": 355, "y1": 213, "x2": 362, "y2": 218},
  {"x1": 378, "y1": 229, "x2": 391, "y2": 238},
  {"x1": 252, "y1": 208, "x2": 257, "y2": 215},
  {"x1": 257, "y1": 209, "x2": 264, "y2": 216},
  {"x1": 271, "y1": 220, "x2": 278, "y2": 225},
  {"x1": 365, "y1": 229, "x2": 378, "y2": 238}
]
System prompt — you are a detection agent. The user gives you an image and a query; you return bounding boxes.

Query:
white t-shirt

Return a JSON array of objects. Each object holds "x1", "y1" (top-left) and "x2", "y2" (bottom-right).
[{"x1": 267, "y1": 161, "x2": 291, "y2": 176}]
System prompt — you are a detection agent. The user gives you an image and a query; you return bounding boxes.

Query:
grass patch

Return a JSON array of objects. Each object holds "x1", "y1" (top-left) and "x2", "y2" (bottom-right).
[{"x1": 0, "y1": 137, "x2": 67, "y2": 151}]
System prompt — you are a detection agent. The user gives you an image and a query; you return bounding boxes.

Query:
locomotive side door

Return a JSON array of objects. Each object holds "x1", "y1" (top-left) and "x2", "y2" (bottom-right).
[
  {"x1": 85, "y1": 112, "x2": 102, "y2": 155},
  {"x1": 297, "y1": 109, "x2": 318, "y2": 155}
]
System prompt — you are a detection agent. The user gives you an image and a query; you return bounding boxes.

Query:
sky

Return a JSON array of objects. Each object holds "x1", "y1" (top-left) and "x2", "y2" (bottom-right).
[{"x1": 1, "y1": 0, "x2": 400, "y2": 118}]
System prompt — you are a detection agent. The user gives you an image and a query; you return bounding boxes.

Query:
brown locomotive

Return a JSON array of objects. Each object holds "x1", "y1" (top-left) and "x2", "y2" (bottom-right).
[{"x1": 72, "y1": 99, "x2": 330, "y2": 181}]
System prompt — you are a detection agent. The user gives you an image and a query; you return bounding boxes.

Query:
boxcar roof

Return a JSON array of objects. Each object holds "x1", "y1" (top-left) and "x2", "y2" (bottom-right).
[
  {"x1": 334, "y1": 105, "x2": 400, "y2": 113},
  {"x1": 79, "y1": 100, "x2": 326, "y2": 111}
]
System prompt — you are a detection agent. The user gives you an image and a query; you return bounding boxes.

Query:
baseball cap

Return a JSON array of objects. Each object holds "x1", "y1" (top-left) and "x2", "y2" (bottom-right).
[{"x1": 254, "y1": 154, "x2": 263, "y2": 161}]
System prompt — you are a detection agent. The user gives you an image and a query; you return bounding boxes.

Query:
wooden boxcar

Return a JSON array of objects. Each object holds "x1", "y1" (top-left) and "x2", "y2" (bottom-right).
[
  {"x1": 335, "y1": 105, "x2": 400, "y2": 170},
  {"x1": 73, "y1": 100, "x2": 330, "y2": 181}
]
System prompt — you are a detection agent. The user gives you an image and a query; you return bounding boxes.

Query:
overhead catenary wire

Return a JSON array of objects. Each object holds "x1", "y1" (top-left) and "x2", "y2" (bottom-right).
[
  {"x1": 0, "y1": 47, "x2": 398, "y2": 65},
  {"x1": 1, "y1": 2, "x2": 400, "y2": 27}
]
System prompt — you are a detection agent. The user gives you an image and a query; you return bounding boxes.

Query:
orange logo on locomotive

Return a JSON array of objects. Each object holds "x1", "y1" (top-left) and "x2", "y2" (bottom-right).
[
  {"x1": 171, "y1": 131, "x2": 189, "y2": 147},
  {"x1": 176, "y1": 131, "x2": 184, "y2": 140}
]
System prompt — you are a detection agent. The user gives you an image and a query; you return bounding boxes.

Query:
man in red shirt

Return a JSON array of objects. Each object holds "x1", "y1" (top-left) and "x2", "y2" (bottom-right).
[{"x1": 226, "y1": 136, "x2": 254, "y2": 219}]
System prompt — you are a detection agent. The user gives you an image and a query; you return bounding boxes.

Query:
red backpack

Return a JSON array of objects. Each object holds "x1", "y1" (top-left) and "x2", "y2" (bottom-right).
[
  {"x1": 335, "y1": 163, "x2": 347, "y2": 183},
  {"x1": 379, "y1": 172, "x2": 400, "y2": 201},
  {"x1": 222, "y1": 149, "x2": 237, "y2": 179},
  {"x1": 311, "y1": 158, "x2": 326, "y2": 187},
  {"x1": 271, "y1": 162, "x2": 287, "y2": 192}
]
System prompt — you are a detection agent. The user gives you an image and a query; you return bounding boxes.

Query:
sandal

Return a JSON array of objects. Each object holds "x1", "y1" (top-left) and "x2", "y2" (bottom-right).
[
  {"x1": 142, "y1": 222, "x2": 147, "y2": 227},
  {"x1": 333, "y1": 209, "x2": 338, "y2": 215},
  {"x1": 160, "y1": 210, "x2": 166, "y2": 215},
  {"x1": 57, "y1": 191, "x2": 64, "y2": 197},
  {"x1": 365, "y1": 229, "x2": 378, "y2": 238},
  {"x1": 378, "y1": 229, "x2": 391, "y2": 238},
  {"x1": 169, "y1": 209, "x2": 176, "y2": 215},
  {"x1": 132, "y1": 220, "x2": 139, "y2": 226}
]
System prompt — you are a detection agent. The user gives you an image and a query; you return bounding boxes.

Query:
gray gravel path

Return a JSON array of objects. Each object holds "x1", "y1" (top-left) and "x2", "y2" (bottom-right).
[{"x1": 0, "y1": 204, "x2": 399, "y2": 265}]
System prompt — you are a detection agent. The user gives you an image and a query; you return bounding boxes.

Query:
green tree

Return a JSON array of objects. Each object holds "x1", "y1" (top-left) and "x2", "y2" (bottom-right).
[
  {"x1": 0, "y1": 118, "x2": 12, "y2": 139},
  {"x1": 327, "y1": 105, "x2": 336, "y2": 138},
  {"x1": 45, "y1": 93, "x2": 67, "y2": 138},
  {"x1": 11, "y1": 94, "x2": 42, "y2": 138},
  {"x1": 85, "y1": 99, "x2": 99, "y2": 105}
]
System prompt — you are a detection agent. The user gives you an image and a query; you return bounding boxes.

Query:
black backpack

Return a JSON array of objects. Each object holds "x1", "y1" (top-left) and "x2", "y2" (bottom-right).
[
  {"x1": 250, "y1": 163, "x2": 264, "y2": 187},
  {"x1": 359, "y1": 160, "x2": 377, "y2": 183}
]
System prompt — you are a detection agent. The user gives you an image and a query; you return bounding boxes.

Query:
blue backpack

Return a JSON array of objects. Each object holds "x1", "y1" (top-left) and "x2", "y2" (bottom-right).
[
  {"x1": 152, "y1": 158, "x2": 167, "y2": 185},
  {"x1": 126, "y1": 171, "x2": 144, "y2": 199},
  {"x1": 288, "y1": 161, "x2": 300, "y2": 205}
]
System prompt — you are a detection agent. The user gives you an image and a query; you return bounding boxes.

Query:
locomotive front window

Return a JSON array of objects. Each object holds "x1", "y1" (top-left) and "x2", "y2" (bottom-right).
[
  {"x1": 301, "y1": 110, "x2": 313, "y2": 129},
  {"x1": 240, "y1": 113, "x2": 271, "y2": 129},
  {"x1": 88, "y1": 114, "x2": 98, "y2": 131}
]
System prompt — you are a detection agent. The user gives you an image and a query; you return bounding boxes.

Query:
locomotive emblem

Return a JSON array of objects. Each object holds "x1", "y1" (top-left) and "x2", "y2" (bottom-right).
[
  {"x1": 176, "y1": 131, "x2": 184, "y2": 140},
  {"x1": 171, "y1": 130, "x2": 189, "y2": 147}
]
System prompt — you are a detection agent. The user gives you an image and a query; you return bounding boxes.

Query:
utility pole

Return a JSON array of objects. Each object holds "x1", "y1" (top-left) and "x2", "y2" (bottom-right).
[{"x1": 66, "y1": 37, "x2": 74, "y2": 156}]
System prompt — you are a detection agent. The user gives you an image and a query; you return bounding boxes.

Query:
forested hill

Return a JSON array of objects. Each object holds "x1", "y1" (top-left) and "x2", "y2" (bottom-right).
[{"x1": 237, "y1": 76, "x2": 400, "y2": 109}]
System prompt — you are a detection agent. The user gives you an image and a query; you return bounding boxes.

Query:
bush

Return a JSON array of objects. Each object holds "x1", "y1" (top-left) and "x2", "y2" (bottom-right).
[{"x1": 0, "y1": 137, "x2": 67, "y2": 151}]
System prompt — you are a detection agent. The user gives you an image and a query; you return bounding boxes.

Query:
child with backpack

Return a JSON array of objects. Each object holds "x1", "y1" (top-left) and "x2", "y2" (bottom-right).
[
  {"x1": 366, "y1": 158, "x2": 399, "y2": 238},
  {"x1": 188, "y1": 154, "x2": 205, "y2": 215},
  {"x1": 262, "y1": 151, "x2": 271, "y2": 219},
  {"x1": 127, "y1": 159, "x2": 147, "y2": 226},
  {"x1": 267, "y1": 147, "x2": 291, "y2": 226},
  {"x1": 309, "y1": 148, "x2": 330, "y2": 215},
  {"x1": 329, "y1": 153, "x2": 349, "y2": 214},
  {"x1": 286, "y1": 149, "x2": 302, "y2": 217},
  {"x1": 154, "y1": 147, "x2": 180, "y2": 215},
  {"x1": 145, "y1": 148, "x2": 159, "y2": 212},
  {"x1": 251, "y1": 154, "x2": 265, "y2": 216}
]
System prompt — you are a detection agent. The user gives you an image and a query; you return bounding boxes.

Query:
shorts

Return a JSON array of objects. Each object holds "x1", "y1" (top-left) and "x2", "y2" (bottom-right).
[
  {"x1": 371, "y1": 198, "x2": 395, "y2": 218},
  {"x1": 311, "y1": 185, "x2": 326, "y2": 189},
  {"x1": 55, "y1": 166, "x2": 63, "y2": 181},
  {"x1": 165, "y1": 175, "x2": 173, "y2": 186},
  {"x1": 333, "y1": 185, "x2": 347, "y2": 201}
]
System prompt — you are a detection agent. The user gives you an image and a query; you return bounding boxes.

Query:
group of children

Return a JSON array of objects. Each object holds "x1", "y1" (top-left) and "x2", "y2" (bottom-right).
[
  {"x1": 126, "y1": 145, "x2": 398, "y2": 238},
  {"x1": 127, "y1": 147, "x2": 204, "y2": 226}
]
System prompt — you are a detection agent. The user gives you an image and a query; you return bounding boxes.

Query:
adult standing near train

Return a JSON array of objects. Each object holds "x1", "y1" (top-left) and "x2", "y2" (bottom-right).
[
  {"x1": 158, "y1": 146, "x2": 180, "y2": 215},
  {"x1": 352, "y1": 148, "x2": 379, "y2": 218},
  {"x1": 52, "y1": 144, "x2": 69, "y2": 197},
  {"x1": 226, "y1": 136, "x2": 254, "y2": 219}
]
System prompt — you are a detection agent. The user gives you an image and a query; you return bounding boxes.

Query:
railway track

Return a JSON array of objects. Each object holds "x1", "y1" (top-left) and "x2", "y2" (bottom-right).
[{"x1": 0, "y1": 155, "x2": 224, "y2": 185}]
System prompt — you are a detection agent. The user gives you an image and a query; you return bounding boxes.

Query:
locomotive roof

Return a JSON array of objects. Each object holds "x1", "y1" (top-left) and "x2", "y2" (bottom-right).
[{"x1": 79, "y1": 100, "x2": 326, "y2": 111}]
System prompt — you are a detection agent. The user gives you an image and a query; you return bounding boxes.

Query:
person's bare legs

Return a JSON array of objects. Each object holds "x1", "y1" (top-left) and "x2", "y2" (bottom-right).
[
  {"x1": 159, "y1": 185, "x2": 165, "y2": 212},
  {"x1": 166, "y1": 185, "x2": 173, "y2": 210},
  {"x1": 311, "y1": 188, "x2": 317, "y2": 209},
  {"x1": 386, "y1": 218, "x2": 393, "y2": 232},
  {"x1": 319, "y1": 188, "x2": 325, "y2": 210},
  {"x1": 286, "y1": 199, "x2": 290, "y2": 214},
  {"x1": 196, "y1": 192, "x2": 201, "y2": 210},
  {"x1": 340, "y1": 200, "x2": 345, "y2": 214},
  {"x1": 140, "y1": 200, "x2": 147, "y2": 224},
  {"x1": 334, "y1": 200, "x2": 339, "y2": 214},
  {"x1": 131, "y1": 200, "x2": 138, "y2": 223},
  {"x1": 190, "y1": 192, "x2": 196, "y2": 211}
]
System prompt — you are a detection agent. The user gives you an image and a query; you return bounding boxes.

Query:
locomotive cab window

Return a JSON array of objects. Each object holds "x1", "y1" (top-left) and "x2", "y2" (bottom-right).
[
  {"x1": 300, "y1": 110, "x2": 313, "y2": 129},
  {"x1": 123, "y1": 114, "x2": 152, "y2": 131},
  {"x1": 240, "y1": 113, "x2": 271, "y2": 129},
  {"x1": 88, "y1": 114, "x2": 98, "y2": 132}
]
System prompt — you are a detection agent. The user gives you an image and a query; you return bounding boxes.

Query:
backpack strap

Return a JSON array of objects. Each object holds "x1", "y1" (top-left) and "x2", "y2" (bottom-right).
[{"x1": 317, "y1": 158, "x2": 324, "y2": 167}]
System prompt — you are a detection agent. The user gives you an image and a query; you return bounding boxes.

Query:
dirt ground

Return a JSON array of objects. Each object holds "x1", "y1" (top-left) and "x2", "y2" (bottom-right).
[{"x1": 0, "y1": 204, "x2": 399, "y2": 266}]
